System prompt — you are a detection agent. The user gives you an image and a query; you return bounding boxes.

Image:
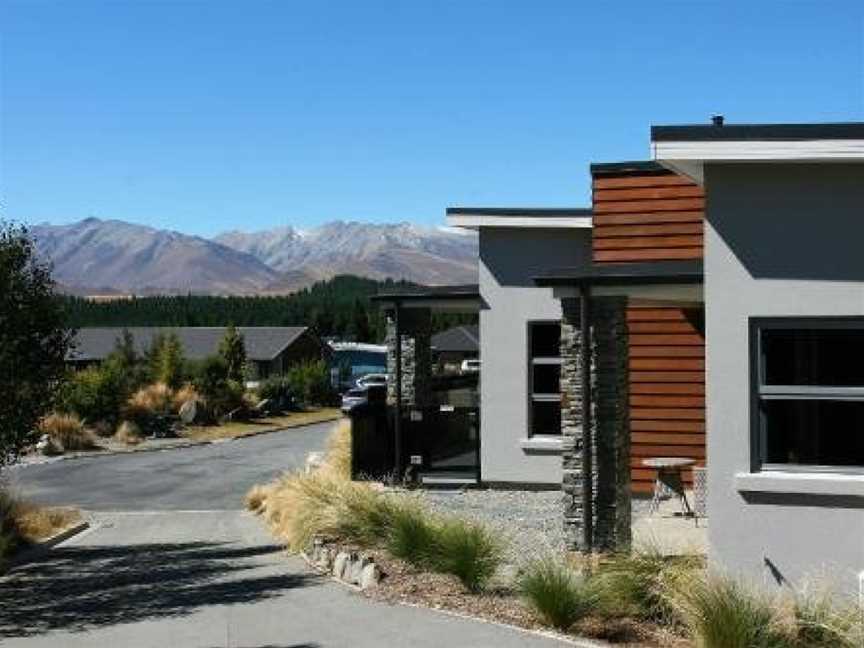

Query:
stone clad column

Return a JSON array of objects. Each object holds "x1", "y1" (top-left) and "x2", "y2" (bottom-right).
[
  {"x1": 385, "y1": 308, "x2": 432, "y2": 407},
  {"x1": 560, "y1": 295, "x2": 631, "y2": 552}
]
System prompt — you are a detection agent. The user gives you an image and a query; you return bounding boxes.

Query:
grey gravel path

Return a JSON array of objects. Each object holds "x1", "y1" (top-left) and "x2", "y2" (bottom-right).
[{"x1": 405, "y1": 488, "x2": 654, "y2": 566}]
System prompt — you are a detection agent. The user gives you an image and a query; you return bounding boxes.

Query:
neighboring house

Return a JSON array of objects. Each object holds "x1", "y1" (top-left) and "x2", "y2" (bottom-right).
[
  {"x1": 649, "y1": 121, "x2": 864, "y2": 594},
  {"x1": 444, "y1": 209, "x2": 593, "y2": 486},
  {"x1": 68, "y1": 327, "x2": 328, "y2": 379},
  {"x1": 431, "y1": 324, "x2": 479, "y2": 373}
]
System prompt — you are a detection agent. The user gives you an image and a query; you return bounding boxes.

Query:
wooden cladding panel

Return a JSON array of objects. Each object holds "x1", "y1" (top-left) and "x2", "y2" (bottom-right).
[
  {"x1": 592, "y1": 170, "x2": 704, "y2": 263},
  {"x1": 628, "y1": 306, "x2": 706, "y2": 493}
]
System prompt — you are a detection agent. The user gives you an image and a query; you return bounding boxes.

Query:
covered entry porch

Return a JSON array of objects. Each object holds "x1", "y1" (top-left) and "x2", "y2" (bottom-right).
[{"x1": 370, "y1": 285, "x2": 482, "y2": 486}]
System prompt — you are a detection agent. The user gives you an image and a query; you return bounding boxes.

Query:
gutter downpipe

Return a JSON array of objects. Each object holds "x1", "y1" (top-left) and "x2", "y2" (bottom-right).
[
  {"x1": 579, "y1": 281, "x2": 594, "y2": 554},
  {"x1": 393, "y1": 301, "x2": 404, "y2": 482}
]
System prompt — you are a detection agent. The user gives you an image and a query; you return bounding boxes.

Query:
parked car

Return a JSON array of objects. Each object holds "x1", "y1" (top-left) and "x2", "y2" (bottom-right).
[
  {"x1": 341, "y1": 384, "x2": 387, "y2": 413},
  {"x1": 355, "y1": 373, "x2": 387, "y2": 389},
  {"x1": 341, "y1": 388, "x2": 369, "y2": 413},
  {"x1": 460, "y1": 359, "x2": 481, "y2": 374}
]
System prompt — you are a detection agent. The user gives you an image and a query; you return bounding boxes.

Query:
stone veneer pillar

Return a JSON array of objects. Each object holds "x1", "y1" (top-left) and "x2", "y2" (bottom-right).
[
  {"x1": 561, "y1": 295, "x2": 631, "y2": 552},
  {"x1": 385, "y1": 308, "x2": 432, "y2": 407}
]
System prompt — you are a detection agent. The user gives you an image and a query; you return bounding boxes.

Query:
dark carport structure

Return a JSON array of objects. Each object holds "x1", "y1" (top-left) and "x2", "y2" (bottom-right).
[{"x1": 366, "y1": 285, "x2": 482, "y2": 486}]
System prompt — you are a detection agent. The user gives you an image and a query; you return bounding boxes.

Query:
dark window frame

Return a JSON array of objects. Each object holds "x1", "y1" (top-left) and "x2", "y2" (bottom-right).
[
  {"x1": 527, "y1": 320, "x2": 562, "y2": 437},
  {"x1": 750, "y1": 316, "x2": 864, "y2": 474}
]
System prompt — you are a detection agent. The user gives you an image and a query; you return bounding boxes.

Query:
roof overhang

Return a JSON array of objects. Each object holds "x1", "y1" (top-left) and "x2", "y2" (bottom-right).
[
  {"x1": 370, "y1": 285, "x2": 482, "y2": 312},
  {"x1": 535, "y1": 260, "x2": 703, "y2": 303},
  {"x1": 446, "y1": 207, "x2": 592, "y2": 230},
  {"x1": 651, "y1": 122, "x2": 864, "y2": 184}
]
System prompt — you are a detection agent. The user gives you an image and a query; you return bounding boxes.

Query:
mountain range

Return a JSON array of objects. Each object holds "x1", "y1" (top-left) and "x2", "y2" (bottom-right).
[{"x1": 31, "y1": 218, "x2": 478, "y2": 295}]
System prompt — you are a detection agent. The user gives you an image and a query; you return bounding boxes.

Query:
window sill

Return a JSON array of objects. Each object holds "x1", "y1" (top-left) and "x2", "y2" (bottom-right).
[
  {"x1": 520, "y1": 436, "x2": 563, "y2": 453},
  {"x1": 735, "y1": 471, "x2": 864, "y2": 498}
]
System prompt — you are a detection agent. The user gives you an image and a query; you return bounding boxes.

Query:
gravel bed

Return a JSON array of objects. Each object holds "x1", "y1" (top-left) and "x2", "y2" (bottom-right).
[{"x1": 390, "y1": 487, "x2": 655, "y2": 567}]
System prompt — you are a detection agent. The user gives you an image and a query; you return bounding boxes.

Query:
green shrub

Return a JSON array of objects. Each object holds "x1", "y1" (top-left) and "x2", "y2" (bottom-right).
[
  {"x1": 386, "y1": 503, "x2": 436, "y2": 565},
  {"x1": 594, "y1": 547, "x2": 700, "y2": 624},
  {"x1": 286, "y1": 360, "x2": 336, "y2": 407},
  {"x1": 257, "y1": 376, "x2": 295, "y2": 410},
  {"x1": 673, "y1": 573, "x2": 789, "y2": 648},
  {"x1": 427, "y1": 517, "x2": 503, "y2": 592},
  {"x1": 146, "y1": 332, "x2": 185, "y2": 389},
  {"x1": 519, "y1": 558, "x2": 600, "y2": 630},
  {"x1": 188, "y1": 356, "x2": 245, "y2": 418},
  {"x1": 57, "y1": 359, "x2": 129, "y2": 427}
]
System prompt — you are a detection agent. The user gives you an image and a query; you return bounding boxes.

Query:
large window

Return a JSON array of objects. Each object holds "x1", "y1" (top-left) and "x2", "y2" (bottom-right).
[
  {"x1": 751, "y1": 318, "x2": 864, "y2": 471},
  {"x1": 529, "y1": 321, "x2": 562, "y2": 436}
]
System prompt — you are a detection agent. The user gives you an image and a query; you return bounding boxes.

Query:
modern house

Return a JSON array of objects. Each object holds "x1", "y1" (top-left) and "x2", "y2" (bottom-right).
[
  {"x1": 649, "y1": 121, "x2": 864, "y2": 594},
  {"x1": 444, "y1": 209, "x2": 593, "y2": 486},
  {"x1": 373, "y1": 119, "x2": 864, "y2": 591},
  {"x1": 68, "y1": 326, "x2": 328, "y2": 379}
]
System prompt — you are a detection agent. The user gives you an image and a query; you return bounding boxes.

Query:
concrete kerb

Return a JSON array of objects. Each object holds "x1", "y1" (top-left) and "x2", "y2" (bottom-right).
[{"x1": 12, "y1": 413, "x2": 344, "y2": 469}]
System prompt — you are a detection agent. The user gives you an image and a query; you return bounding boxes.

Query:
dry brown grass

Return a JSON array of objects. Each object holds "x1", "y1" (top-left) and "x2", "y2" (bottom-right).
[
  {"x1": 127, "y1": 383, "x2": 173, "y2": 419},
  {"x1": 114, "y1": 420, "x2": 143, "y2": 445},
  {"x1": 172, "y1": 383, "x2": 204, "y2": 412},
  {"x1": 245, "y1": 484, "x2": 273, "y2": 514},
  {"x1": 13, "y1": 502, "x2": 82, "y2": 542},
  {"x1": 183, "y1": 409, "x2": 342, "y2": 442},
  {"x1": 323, "y1": 418, "x2": 351, "y2": 479},
  {"x1": 38, "y1": 413, "x2": 99, "y2": 453}
]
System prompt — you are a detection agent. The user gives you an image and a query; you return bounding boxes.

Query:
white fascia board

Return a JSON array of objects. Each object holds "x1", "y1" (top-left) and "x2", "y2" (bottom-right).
[
  {"x1": 446, "y1": 214, "x2": 593, "y2": 230},
  {"x1": 653, "y1": 139, "x2": 864, "y2": 161}
]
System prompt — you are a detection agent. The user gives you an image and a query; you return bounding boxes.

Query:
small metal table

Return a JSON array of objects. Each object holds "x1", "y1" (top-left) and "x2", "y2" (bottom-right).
[{"x1": 642, "y1": 457, "x2": 695, "y2": 516}]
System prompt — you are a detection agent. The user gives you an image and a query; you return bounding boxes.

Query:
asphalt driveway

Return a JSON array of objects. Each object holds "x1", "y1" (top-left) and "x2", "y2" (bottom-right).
[
  {"x1": 6, "y1": 419, "x2": 334, "y2": 510},
  {"x1": 1, "y1": 421, "x2": 576, "y2": 648}
]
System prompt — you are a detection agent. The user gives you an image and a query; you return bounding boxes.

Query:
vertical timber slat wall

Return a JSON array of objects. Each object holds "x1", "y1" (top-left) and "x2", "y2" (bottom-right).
[{"x1": 591, "y1": 163, "x2": 706, "y2": 494}]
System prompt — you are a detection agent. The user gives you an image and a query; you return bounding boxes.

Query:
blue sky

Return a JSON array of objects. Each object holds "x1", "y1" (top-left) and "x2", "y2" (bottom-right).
[{"x1": 1, "y1": 1, "x2": 862, "y2": 237}]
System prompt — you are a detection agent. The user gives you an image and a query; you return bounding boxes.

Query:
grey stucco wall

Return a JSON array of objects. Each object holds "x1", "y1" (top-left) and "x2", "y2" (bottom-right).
[
  {"x1": 479, "y1": 227, "x2": 592, "y2": 485},
  {"x1": 704, "y1": 163, "x2": 864, "y2": 595}
]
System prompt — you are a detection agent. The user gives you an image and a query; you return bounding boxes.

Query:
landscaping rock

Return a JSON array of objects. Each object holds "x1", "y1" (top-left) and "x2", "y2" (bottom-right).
[
  {"x1": 359, "y1": 562, "x2": 381, "y2": 589},
  {"x1": 305, "y1": 451, "x2": 325, "y2": 473},
  {"x1": 178, "y1": 399, "x2": 199, "y2": 424},
  {"x1": 333, "y1": 551, "x2": 350, "y2": 580}
]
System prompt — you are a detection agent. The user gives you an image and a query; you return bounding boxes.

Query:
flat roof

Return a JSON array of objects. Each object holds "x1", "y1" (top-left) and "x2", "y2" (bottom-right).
[
  {"x1": 535, "y1": 260, "x2": 703, "y2": 287},
  {"x1": 371, "y1": 284, "x2": 480, "y2": 301},
  {"x1": 446, "y1": 207, "x2": 592, "y2": 230},
  {"x1": 652, "y1": 122, "x2": 864, "y2": 142},
  {"x1": 590, "y1": 161, "x2": 669, "y2": 176}
]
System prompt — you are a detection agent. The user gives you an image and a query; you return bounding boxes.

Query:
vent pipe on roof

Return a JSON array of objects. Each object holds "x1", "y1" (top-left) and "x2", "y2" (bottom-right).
[{"x1": 711, "y1": 114, "x2": 725, "y2": 127}]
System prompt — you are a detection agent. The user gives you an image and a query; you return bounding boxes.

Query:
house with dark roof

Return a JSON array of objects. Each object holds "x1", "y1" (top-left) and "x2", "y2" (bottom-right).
[
  {"x1": 68, "y1": 327, "x2": 328, "y2": 379},
  {"x1": 431, "y1": 324, "x2": 479, "y2": 373},
  {"x1": 373, "y1": 118, "x2": 864, "y2": 592}
]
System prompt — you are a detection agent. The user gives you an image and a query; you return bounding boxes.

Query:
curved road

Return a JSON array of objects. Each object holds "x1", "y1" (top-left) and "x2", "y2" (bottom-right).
[{"x1": 0, "y1": 421, "x2": 576, "y2": 648}]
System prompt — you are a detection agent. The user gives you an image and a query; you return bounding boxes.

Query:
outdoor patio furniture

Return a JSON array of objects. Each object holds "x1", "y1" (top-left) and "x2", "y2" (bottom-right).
[{"x1": 642, "y1": 457, "x2": 695, "y2": 517}]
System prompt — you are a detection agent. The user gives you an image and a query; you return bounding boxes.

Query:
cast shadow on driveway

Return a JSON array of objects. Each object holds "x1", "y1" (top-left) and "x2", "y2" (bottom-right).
[{"x1": 0, "y1": 541, "x2": 320, "y2": 638}]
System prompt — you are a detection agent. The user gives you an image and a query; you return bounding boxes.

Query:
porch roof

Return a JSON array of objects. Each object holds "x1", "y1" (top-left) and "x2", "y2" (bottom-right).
[
  {"x1": 370, "y1": 284, "x2": 481, "y2": 312},
  {"x1": 534, "y1": 260, "x2": 703, "y2": 286}
]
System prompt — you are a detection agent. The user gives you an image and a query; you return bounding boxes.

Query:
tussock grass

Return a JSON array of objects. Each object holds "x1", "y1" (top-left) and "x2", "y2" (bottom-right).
[
  {"x1": 323, "y1": 419, "x2": 352, "y2": 479},
  {"x1": 248, "y1": 419, "x2": 502, "y2": 591},
  {"x1": 428, "y1": 517, "x2": 503, "y2": 592},
  {"x1": 519, "y1": 558, "x2": 600, "y2": 630},
  {"x1": 0, "y1": 489, "x2": 81, "y2": 565},
  {"x1": 671, "y1": 572, "x2": 789, "y2": 648},
  {"x1": 38, "y1": 413, "x2": 98, "y2": 453},
  {"x1": 791, "y1": 585, "x2": 864, "y2": 648},
  {"x1": 127, "y1": 383, "x2": 173, "y2": 418},
  {"x1": 114, "y1": 420, "x2": 143, "y2": 445},
  {"x1": 594, "y1": 545, "x2": 701, "y2": 624}
]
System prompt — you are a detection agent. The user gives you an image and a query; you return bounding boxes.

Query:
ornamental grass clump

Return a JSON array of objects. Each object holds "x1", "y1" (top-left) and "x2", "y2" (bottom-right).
[
  {"x1": 519, "y1": 558, "x2": 600, "y2": 631},
  {"x1": 428, "y1": 517, "x2": 503, "y2": 592},
  {"x1": 672, "y1": 572, "x2": 790, "y2": 648},
  {"x1": 386, "y1": 502, "x2": 437, "y2": 566},
  {"x1": 791, "y1": 586, "x2": 864, "y2": 648},
  {"x1": 38, "y1": 413, "x2": 98, "y2": 453},
  {"x1": 594, "y1": 546, "x2": 702, "y2": 624}
]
